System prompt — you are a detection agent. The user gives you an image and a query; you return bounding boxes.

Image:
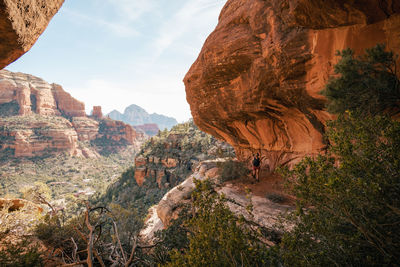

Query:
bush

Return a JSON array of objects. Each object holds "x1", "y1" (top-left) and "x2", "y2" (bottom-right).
[
  {"x1": 322, "y1": 44, "x2": 400, "y2": 116},
  {"x1": 279, "y1": 114, "x2": 400, "y2": 266},
  {"x1": 266, "y1": 193, "x2": 286, "y2": 203},
  {"x1": 218, "y1": 159, "x2": 249, "y2": 183},
  {"x1": 276, "y1": 45, "x2": 400, "y2": 266},
  {"x1": 0, "y1": 238, "x2": 44, "y2": 267}
]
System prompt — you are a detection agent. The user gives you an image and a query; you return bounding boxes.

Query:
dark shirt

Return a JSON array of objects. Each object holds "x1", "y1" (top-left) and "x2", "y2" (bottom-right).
[{"x1": 252, "y1": 157, "x2": 260, "y2": 167}]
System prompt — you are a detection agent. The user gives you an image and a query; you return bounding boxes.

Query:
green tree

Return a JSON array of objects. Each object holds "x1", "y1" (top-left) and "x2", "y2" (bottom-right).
[
  {"x1": 280, "y1": 45, "x2": 400, "y2": 266},
  {"x1": 322, "y1": 44, "x2": 400, "y2": 116},
  {"x1": 280, "y1": 114, "x2": 400, "y2": 266}
]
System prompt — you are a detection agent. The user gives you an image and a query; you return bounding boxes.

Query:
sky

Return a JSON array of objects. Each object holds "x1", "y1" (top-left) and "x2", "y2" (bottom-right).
[{"x1": 7, "y1": 0, "x2": 226, "y2": 122}]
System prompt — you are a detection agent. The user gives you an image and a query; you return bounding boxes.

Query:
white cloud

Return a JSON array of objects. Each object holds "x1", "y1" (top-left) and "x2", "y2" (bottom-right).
[
  {"x1": 106, "y1": 0, "x2": 159, "y2": 21},
  {"x1": 152, "y1": 0, "x2": 225, "y2": 58},
  {"x1": 63, "y1": 8, "x2": 139, "y2": 38}
]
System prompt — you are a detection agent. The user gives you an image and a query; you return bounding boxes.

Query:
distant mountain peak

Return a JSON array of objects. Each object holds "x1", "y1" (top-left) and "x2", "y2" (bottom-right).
[{"x1": 107, "y1": 104, "x2": 177, "y2": 130}]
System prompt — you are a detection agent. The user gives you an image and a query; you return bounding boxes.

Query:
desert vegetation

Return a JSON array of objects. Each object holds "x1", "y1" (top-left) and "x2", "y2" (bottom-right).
[{"x1": 0, "y1": 147, "x2": 136, "y2": 217}]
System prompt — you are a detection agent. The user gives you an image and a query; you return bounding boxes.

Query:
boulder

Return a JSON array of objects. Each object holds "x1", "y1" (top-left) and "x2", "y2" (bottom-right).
[
  {"x1": 0, "y1": 0, "x2": 64, "y2": 69},
  {"x1": 184, "y1": 0, "x2": 400, "y2": 169}
]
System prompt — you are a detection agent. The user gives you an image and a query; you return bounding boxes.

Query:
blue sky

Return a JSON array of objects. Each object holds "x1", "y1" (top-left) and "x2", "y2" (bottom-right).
[{"x1": 7, "y1": 0, "x2": 226, "y2": 122}]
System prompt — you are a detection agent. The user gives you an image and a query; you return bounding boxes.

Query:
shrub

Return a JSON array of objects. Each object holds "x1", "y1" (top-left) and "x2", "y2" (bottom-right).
[
  {"x1": 0, "y1": 238, "x2": 44, "y2": 267},
  {"x1": 322, "y1": 44, "x2": 400, "y2": 116},
  {"x1": 279, "y1": 114, "x2": 400, "y2": 266},
  {"x1": 279, "y1": 45, "x2": 400, "y2": 266},
  {"x1": 218, "y1": 159, "x2": 249, "y2": 183},
  {"x1": 266, "y1": 192, "x2": 286, "y2": 203}
]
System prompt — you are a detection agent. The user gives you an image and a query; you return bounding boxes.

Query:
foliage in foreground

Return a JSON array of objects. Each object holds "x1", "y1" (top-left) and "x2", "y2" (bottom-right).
[
  {"x1": 35, "y1": 203, "x2": 145, "y2": 266},
  {"x1": 280, "y1": 114, "x2": 400, "y2": 266},
  {"x1": 0, "y1": 238, "x2": 43, "y2": 267},
  {"x1": 165, "y1": 179, "x2": 274, "y2": 267},
  {"x1": 279, "y1": 44, "x2": 400, "y2": 266}
]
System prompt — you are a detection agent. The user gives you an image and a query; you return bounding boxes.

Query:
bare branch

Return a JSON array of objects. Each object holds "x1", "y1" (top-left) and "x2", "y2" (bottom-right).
[
  {"x1": 112, "y1": 220, "x2": 127, "y2": 263},
  {"x1": 125, "y1": 236, "x2": 138, "y2": 267}
]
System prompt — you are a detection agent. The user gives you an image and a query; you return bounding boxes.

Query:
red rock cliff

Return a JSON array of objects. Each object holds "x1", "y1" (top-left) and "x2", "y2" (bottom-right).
[
  {"x1": 184, "y1": 0, "x2": 400, "y2": 169},
  {"x1": 0, "y1": 70, "x2": 141, "y2": 158},
  {"x1": 0, "y1": 0, "x2": 64, "y2": 69},
  {"x1": 52, "y1": 83, "x2": 86, "y2": 117},
  {"x1": 0, "y1": 70, "x2": 85, "y2": 116}
]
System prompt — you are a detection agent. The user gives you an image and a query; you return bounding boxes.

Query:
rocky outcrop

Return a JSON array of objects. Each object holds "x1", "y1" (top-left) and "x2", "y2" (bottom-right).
[
  {"x1": 52, "y1": 84, "x2": 85, "y2": 117},
  {"x1": 133, "y1": 154, "x2": 179, "y2": 188},
  {"x1": 184, "y1": 0, "x2": 400, "y2": 169},
  {"x1": 0, "y1": 0, "x2": 64, "y2": 69},
  {"x1": 0, "y1": 115, "x2": 80, "y2": 157},
  {"x1": 71, "y1": 117, "x2": 99, "y2": 141},
  {"x1": 140, "y1": 159, "x2": 293, "y2": 243},
  {"x1": 0, "y1": 198, "x2": 43, "y2": 213},
  {"x1": 0, "y1": 70, "x2": 142, "y2": 158},
  {"x1": 133, "y1": 123, "x2": 159, "y2": 136},
  {"x1": 97, "y1": 119, "x2": 138, "y2": 145},
  {"x1": 131, "y1": 121, "x2": 234, "y2": 188},
  {"x1": 0, "y1": 70, "x2": 85, "y2": 116},
  {"x1": 91, "y1": 106, "x2": 103, "y2": 118}
]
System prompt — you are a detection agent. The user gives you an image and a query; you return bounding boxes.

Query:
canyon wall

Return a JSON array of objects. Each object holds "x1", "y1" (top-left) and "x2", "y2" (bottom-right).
[
  {"x1": 0, "y1": 0, "x2": 64, "y2": 69},
  {"x1": 0, "y1": 70, "x2": 140, "y2": 158},
  {"x1": 0, "y1": 69, "x2": 85, "y2": 116},
  {"x1": 184, "y1": 0, "x2": 400, "y2": 169}
]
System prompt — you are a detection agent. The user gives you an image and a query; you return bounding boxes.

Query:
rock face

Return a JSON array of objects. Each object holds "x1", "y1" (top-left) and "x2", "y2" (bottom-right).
[
  {"x1": 0, "y1": 116, "x2": 79, "y2": 157},
  {"x1": 133, "y1": 154, "x2": 181, "y2": 188},
  {"x1": 91, "y1": 106, "x2": 103, "y2": 118},
  {"x1": 107, "y1": 104, "x2": 178, "y2": 130},
  {"x1": 0, "y1": 70, "x2": 85, "y2": 116},
  {"x1": 130, "y1": 120, "x2": 234, "y2": 189},
  {"x1": 52, "y1": 84, "x2": 85, "y2": 117},
  {"x1": 184, "y1": 0, "x2": 400, "y2": 169},
  {"x1": 0, "y1": 0, "x2": 64, "y2": 69},
  {"x1": 71, "y1": 117, "x2": 99, "y2": 141},
  {"x1": 0, "y1": 70, "x2": 140, "y2": 158},
  {"x1": 97, "y1": 119, "x2": 138, "y2": 145}
]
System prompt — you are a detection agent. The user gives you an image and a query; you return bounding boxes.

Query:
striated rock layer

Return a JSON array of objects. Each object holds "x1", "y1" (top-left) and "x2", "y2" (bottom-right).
[
  {"x1": 0, "y1": 70, "x2": 140, "y2": 158},
  {"x1": 0, "y1": 69, "x2": 85, "y2": 116},
  {"x1": 0, "y1": 0, "x2": 64, "y2": 69},
  {"x1": 184, "y1": 0, "x2": 400, "y2": 169}
]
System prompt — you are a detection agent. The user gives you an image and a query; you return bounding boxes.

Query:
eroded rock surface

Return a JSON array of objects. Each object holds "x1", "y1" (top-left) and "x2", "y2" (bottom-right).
[
  {"x1": 184, "y1": 0, "x2": 400, "y2": 169},
  {"x1": 0, "y1": 70, "x2": 140, "y2": 158},
  {"x1": 0, "y1": 0, "x2": 64, "y2": 69},
  {"x1": 0, "y1": 69, "x2": 85, "y2": 116}
]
